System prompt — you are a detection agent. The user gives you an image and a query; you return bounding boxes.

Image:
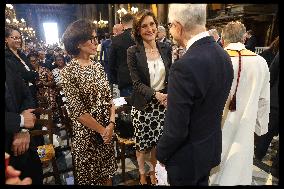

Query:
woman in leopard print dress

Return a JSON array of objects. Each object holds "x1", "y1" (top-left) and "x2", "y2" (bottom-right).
[{"x1": 60, "y1": 19, "x2": 117, "y2": 185}]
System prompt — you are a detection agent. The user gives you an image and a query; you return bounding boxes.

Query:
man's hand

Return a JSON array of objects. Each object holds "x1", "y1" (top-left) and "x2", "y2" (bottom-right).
[
  {"x1": 155, "y1": 92, "x2": 167, "y2": 107},
  {"x1": 12, "y1": 132, "x2": 30, "y2": 156},
  {"x1": 6, "y1": 165, "x2": 32, "y2": 185},
  {"x1": 21, "y1": 109, "x2": 36, "y2": 129}
]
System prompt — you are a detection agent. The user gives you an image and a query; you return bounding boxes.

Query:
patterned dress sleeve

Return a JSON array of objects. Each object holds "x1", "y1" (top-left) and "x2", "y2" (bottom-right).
[{"x1": 60, "y1": 67, "x2": 89, "y2": 119}]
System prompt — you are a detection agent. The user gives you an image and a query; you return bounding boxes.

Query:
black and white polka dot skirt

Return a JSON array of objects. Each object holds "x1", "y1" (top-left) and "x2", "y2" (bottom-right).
[{"x1": 131, "y1": 98, "x2": 166, "y2": 152}]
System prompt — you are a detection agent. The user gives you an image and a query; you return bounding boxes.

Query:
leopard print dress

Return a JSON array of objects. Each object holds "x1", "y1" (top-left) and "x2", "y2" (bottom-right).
[{"x1": 60, "y1": 59, "x2": 117, "y2": 185}]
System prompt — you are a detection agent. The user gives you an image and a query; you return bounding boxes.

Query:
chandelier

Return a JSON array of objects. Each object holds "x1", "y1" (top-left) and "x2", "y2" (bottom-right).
[
  {"x1": 5, "y1": 4, "x2": 36, "y2": 40},
  {"x1": 117, "y1": 6, "x2": 138, "y2": 23},
  {"x1": 93, "y1": 12, "x2": 108, "y2": 28}
]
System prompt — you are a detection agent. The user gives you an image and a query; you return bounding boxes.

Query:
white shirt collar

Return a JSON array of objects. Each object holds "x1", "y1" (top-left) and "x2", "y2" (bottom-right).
[
  {"x1": 186, "y1": 31, "x2": 210, "y2": 51},
  {"x1": 224, "y1": 42, "x2": 246, "y2": 51}
]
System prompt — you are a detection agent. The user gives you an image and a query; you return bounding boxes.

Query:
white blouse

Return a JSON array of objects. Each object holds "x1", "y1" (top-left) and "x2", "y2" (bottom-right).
[{"x1": 147, "y1": 56, "x2": 166, "y2": 91}]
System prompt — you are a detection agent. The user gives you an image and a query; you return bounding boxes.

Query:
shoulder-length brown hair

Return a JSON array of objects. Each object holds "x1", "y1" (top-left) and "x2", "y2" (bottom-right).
[{"x1": 132, "y1": 9, "x2": 158, "y2": 44}]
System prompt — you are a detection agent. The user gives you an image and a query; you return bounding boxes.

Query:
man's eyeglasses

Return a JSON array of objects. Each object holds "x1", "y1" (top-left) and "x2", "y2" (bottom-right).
[
  {"x1": 89, "y1": 36, "x2": 98, "y2": 44},
  {"x1": 9, "y1": 36, "x2": 22, "y2": 41}
]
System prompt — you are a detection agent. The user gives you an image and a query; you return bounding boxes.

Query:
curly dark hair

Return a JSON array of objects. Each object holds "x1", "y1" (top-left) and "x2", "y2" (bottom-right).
[
  {"x1": 55, "y1": 54, "x2": 66, "y2": 63},
  {"x1": 132, "y1": 9, "x2": 158, "y2": 44},
  {"x1": 62, "y1": 19, "x2": 96, "y2": 56}
]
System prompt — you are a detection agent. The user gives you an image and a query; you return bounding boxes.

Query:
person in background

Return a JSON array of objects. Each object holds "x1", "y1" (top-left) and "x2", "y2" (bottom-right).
[
  {"x1": 127, "y1": 9, "x2": 172, "y2": 185},
  {"x1": 109, "y1": 13, "x2": 136, "y2": 97},
  {"x1": 156, "y1": 4, "x2": 233, "y2": 186},
  {"x1": 210, "y1": 21, "x2": 270, "y2": 186},
  {"x1": 5, "y1": 25, "x2": 39, "y2": 106},
  {"x1": 45, "y1": 48, "x2": 57, "y2": 70},
  {"x1": 38, "y1": 49, "x2": 57, "y2": 71},
  {"x1": 63, "y1": 49, "x2": 72, "y2": 64},
  {"x1": 112, "y1": 23, "x2": 124, "y2": 37},
  {"x1": 157, "y1": 25, "x2": 172, "y2": 47},
  {"x1": 100, "y1": 33, "x2": 112, "y2": 81},
  {"x1": 244, "y1": 30, "x2": 257, "y2": 52},
  {"x1": 52, "y1": 54, "x2": 66, "y2": 87},
  {"x1": 96, "y1": 39, "x2": 103, "y2": 63},
  {"x1": 254, "y1": 52, "x2": 278, "y2": 175},
  {"x1": 208, "y1": 28, "x2": 223, "y2": 47},
  {"x1": 61, "y1": 19, "x2": 117, "y2": 185},
  {"x1": 28, "y1": 52, "x2": 61, "y2": 124},
  {"x1": 6, "y1": 165, "x2": 32, "y2": 185},
  {"x1": 5, "y1": 58, "x2": 43, "y2": 185},
  {"x1": 52, "y1": 54, "x2": 67, "y2": 108},
  {"x1": 259, "y1": 36, "x2": 279, "y2": 67}
]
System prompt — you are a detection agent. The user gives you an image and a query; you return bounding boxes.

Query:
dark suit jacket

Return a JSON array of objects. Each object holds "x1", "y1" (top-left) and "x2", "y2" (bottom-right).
[
  {"x1": 5, "y1": 60, "x2": 35, "y2": 153},
  {"x1": 269, "y1": 52, "x2": 279, "y2": 109},
  {"x1": 5, "y1": 47, "x2": 39, "y2": 104},
  {"x1": 127, "y1": 42, "x2": 172, "y2": 110},
  {"x1": 156, "y1": 36, "x2": 233, "y2": 185},
  {"x1": 245, "y1": 35, "x2": 257, "y2": 52},
  {"x1": 108, "y1": 28, "x2": 136, "y2": 88},
  {"x1": 100, "y1": 38, "x2": 112, "y2": 63},
  {"x1": 260, "y1": 48, "x2": 276, "y2": 67}
]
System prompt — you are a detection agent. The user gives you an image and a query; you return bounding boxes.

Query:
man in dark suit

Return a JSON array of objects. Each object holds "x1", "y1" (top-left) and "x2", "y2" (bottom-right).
[
  {"x1": 108, "y1": 13, "x2": 135, "y2": 97},
  {"x1": 156, "y1": 4, "x2": 233, "y2": 185},
  {"x1": 5, "y1": 59, "x2": 43, "y2": 184}
]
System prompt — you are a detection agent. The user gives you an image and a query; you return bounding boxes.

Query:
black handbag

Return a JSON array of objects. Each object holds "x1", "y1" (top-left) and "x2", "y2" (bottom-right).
[{"x1": 115, "y1": 106, "x2": 134, "y2": 139}]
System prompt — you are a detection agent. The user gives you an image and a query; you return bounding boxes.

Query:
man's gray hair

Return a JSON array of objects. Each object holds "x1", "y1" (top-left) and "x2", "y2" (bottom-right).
[
  {"x1": 158, "y1": 26, "x2": 166, "y2": 33},
  {"x1": 222, "y1": 21, "x2": 246, "y2": 43},
  {"x1": 208, "y1": 29, "x2": 219, "y2": 37},
  {"x1": 168, "y1": 4, "x2": 207, "y2": 30}
]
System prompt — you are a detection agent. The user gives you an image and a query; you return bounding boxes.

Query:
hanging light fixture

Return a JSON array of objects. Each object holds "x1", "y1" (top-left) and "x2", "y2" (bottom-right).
[
  {"x1": 131, "y1": 6, "x2": 139, "y2": 14},
  {"x1": 93, "y1": 12, "x2": 108, "y2": 28},
  {"x1": 117, "y1": 7, "x2": 127, "y2": 23},
  {"x1": 5, "y1": 4, "x2": 36, "y2": 41}
]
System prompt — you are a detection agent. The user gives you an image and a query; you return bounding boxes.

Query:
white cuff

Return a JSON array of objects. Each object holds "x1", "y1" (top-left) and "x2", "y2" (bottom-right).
[{"x1": 20, "y1": 114, "x2": 24, "y2": 128}]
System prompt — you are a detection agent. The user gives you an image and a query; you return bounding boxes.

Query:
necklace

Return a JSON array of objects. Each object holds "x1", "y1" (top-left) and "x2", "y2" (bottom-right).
[{"x1": 145, "y1": 48, "x2": 158, "y2": 53}]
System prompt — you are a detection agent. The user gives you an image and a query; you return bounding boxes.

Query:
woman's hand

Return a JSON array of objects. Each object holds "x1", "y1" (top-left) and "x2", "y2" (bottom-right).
[{"x1": 101, "y1": 123, "x2": 114, "y2": 144}]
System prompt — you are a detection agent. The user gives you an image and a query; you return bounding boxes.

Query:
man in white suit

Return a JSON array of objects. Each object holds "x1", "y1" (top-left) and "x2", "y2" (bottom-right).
[{"x1": 210, "y1": 21, "x2": 270, "y2": 185}]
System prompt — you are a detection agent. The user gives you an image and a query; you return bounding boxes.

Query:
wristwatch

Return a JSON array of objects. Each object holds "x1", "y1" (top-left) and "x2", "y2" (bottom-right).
[{"x1": 20, "y1": 128, "x2": 29, "y2": 133}]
